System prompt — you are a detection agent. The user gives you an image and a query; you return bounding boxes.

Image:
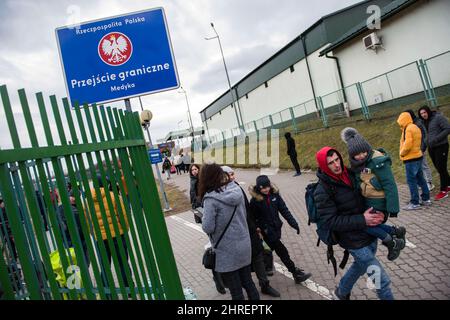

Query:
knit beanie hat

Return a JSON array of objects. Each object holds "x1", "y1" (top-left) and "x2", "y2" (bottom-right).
[
  {"x1": 340, "y1": 127, "x2": 372, "y2": 159},
  {"x1": 256, "y1": 175, "x2": 271, "y2": 190},
  {"x1": 221, "y1": 166, "x2": 234, "y2": 174}
]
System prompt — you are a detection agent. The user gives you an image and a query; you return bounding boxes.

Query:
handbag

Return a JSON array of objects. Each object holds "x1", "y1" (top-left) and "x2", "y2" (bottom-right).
[
  {"x1": 170, "y1": 165, "x2": 176, "y2": 174},
  {"x1": 202, "y1": 205, "x2": 238, "y2": 270}
]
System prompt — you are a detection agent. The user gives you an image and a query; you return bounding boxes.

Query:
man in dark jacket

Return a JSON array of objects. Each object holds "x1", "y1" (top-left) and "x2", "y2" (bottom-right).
[
  {"x1": 418, "y1": 106, "x2": 450, "y2": 200},
  {"x1": 285, "y1": 132, "x2": 301, "y2": 177},
  {"x1": 313, "y1": 146, "x2": 394, "y2": 300},
  {"x1": 249, "y1": 175, "x2": 311, "y2": 284},
  {"x1": 56, "y1": 192, "x2": 90, "y2": 266},
  {"x1": 221, "y1": 166, "x2": 280, "y2": 297}
]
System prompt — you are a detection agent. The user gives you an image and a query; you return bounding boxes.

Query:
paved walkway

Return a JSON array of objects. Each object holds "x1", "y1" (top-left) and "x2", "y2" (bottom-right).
[{"x1": 164, "y1": 168, "x2": 450, "y2": 300}]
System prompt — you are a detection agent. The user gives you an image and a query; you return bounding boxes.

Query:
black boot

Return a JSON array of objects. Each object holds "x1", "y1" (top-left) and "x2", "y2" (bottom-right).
[
  {"x1": 292, "y1": 268, "x2": 311, "y2": 284},
  {"x1": 261, "y1": 284, "x2": 280, "y2": 297},
  {"x1": 383, "y1": 237, "x2": 405, "y2": 261},
  {"x1": 392, "y1": 226, "x2": 406, "y2": 247}
]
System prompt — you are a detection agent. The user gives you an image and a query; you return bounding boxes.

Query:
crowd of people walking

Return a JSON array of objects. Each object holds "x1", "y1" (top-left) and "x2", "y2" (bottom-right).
[{"x1": 188, "y1": 106, "x2": 449, "y2": 300}]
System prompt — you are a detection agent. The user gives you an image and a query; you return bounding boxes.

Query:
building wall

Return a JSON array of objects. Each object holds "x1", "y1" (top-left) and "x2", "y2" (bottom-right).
[
  {"x1": 307, "y1": 45, "x2": 343, "y2": 109},
  {"x1": 335, "y1": 0, "x2": 450, "y2": 109},
  {"x1": 204, "y1": 104, "x2": 240, "y2": 142},
  {"x1": 237, "y1": 58, "x2": 314, "y2": 125},
  {"x1": 202, "y1": 0, "x2": 450, "y2": 133},
  {"x1": 210, "y1": 44, "x2": 342, "y2": 129}
]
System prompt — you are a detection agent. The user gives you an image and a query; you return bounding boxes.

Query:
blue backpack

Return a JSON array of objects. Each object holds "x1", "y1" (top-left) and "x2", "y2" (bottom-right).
[{"x1": 305, "y1": 181, "x2": 349, "y2": 276}]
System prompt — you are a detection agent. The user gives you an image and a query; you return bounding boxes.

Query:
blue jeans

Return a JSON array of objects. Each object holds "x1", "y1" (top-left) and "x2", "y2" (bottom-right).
[
  {"x1": 365, "y1": 224, "x2": 394, "y2": 241},
  {"x1": 405, "y1": 159, "x2": 430, "y2": 205},
  {"x1": 338, "y1": 241, "x2": 394, "y2": 300}
]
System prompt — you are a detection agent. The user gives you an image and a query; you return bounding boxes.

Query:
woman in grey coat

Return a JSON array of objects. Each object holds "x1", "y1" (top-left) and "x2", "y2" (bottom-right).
[
  {"x1": 418, "y1": 106, "x2": 450, "y2": 200},
  {"x1": 199, "y1": 163, "x2": 259, "y2": 300}
]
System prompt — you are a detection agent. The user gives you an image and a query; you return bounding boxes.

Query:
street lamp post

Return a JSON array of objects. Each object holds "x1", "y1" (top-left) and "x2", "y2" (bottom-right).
[
  {"x1": 205, "y1": 22, "x2": 242, "y2": 131},
  {"x1": 138, "y1": 97, "x2": 171, "y2": 212},
  {"x1": 178, "y1": 86, "x2": 197, "y2": 152}
]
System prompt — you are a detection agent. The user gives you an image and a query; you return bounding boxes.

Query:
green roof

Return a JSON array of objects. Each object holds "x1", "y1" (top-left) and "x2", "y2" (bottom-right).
[
  {"x1": 163, "y1": 126, "x2": 204, "y2": 141},
  {"x1": 319, "y1": 0, "x2": 418, "y2": 56}
]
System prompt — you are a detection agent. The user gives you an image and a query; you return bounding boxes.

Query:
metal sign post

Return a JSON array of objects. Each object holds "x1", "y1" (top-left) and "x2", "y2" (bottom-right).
[
  {"x1": 139, "y1": 97, "x2": 171, "y2": 211},
  {"x1": 124, "y1": 98, "x2": 132, "y2": 112}
]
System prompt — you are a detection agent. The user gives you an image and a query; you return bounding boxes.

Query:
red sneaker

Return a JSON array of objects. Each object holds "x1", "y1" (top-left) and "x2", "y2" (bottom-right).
[
  {"x1": 447, "y1": 186, "x2": 450, "y2": 192},
  {"x1": 434, "y1": 191, "x2": 448, "y2": 201}
]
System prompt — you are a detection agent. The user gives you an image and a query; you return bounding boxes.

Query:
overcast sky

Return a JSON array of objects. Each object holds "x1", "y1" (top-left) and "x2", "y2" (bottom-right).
[{"x1": 0, "y1": 0, "x2": 362, "y2": 148}]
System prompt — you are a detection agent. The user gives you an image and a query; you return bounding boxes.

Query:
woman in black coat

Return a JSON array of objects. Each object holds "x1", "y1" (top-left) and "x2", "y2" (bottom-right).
[
  {"x1": 418, "y1": 106, "x2": 450, "y2": 200},
  {"x1": 189, "y1": 164, "x2": 202, "y2": 223}
]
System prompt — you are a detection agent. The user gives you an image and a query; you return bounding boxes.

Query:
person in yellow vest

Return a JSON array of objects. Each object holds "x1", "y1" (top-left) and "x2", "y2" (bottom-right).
[
  {"x1": 397, "y1": 112, "x2": 431, "y2": 211},
  {"x1": 90, "y1": 175, "x2": 131, "y2": 293}
]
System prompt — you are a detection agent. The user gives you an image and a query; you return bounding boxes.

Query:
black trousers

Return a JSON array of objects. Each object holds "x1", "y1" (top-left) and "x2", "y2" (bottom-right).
[
  {"x1": 251, "y1": 251, "x2": 269, "y2": 288},
  {"x1": 221, "y1": 265, "x2": 260, "y2": 300},
  {"x1": 289, "y1": 154, "x2": 301, "y2": 174},
  {"x1": 429, "y1": 143, "x2": 450, "y2": 191},
  {"x1": 212, "y1": 270, "x2": 225, "y2": 288},
  {"x1": 101, "y1": 235, "x2": 131, "y2": 289},
  {"x1": 265, "y1": 239, "x2": 296, "y2": 273}
]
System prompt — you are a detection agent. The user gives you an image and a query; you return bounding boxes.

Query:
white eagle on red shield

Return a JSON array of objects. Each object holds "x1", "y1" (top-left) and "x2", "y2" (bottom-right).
[{"x1": 98, "y1": 32, "x2": 133, "y2": 66}]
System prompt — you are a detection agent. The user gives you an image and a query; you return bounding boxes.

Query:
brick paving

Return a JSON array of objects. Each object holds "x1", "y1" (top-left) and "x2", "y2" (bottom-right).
[{"x1": 164, "y1": 168, "x2": 450, "y2": 300}]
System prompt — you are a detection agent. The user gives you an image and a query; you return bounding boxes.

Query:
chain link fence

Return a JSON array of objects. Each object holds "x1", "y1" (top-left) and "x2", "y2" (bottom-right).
[{"x1": 206, "y1": 50, "x2": 450, "y2": 145}]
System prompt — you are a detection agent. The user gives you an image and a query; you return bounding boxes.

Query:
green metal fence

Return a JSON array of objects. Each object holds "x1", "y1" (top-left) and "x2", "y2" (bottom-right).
[{"x1": 0, "y1": 85, "x2": 184, "y2": 300}]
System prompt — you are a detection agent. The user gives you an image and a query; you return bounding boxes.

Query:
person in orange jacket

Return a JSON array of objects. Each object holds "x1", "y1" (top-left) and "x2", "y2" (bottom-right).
[
  {"x1": 90, "y1": 175, "x2": 131, "y2": 292},
  {"x1": 397, "y1": 112, "x2": 431, "y2": 211}
]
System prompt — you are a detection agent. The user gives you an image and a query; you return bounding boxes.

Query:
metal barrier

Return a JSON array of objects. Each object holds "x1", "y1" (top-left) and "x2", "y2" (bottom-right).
[
  {"x1": 0, "y1": 85, "x2": 184, "y2": 300},
  {"x1": 205, "y1": 50, "x2": 450, "y2": 143}
]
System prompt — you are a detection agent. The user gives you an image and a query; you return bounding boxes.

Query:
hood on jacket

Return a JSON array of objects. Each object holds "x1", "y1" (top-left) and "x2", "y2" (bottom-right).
[
  {"x1": 284, "y1": 132, "x2": 291, "y2": 139},
  {"x1": 248, "y1": 183, "x2": 280, "y2": 202},
  {"x1": 397, "y1": 112, "x2": 413, "y2": 129},
  {"x1": 316, "y1": 146, "x2": 352, "y2": 186},
  {"x1": 203, "y1": 181, "x2": 243, "y2": 206},
  {"x1": 405, "y1": 109, "x2": 417, "y2": 122}
]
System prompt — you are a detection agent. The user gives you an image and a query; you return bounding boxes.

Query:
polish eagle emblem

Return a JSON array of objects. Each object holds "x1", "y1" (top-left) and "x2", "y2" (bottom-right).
[{"x1": 98, "y1": 32, "x2": 132, "y2": 66}]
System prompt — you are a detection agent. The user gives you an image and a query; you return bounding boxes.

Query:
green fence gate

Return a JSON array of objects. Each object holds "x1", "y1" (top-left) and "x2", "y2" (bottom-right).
[{"x1": 0, "y1": 84, "x2": 184, "y2": 300}]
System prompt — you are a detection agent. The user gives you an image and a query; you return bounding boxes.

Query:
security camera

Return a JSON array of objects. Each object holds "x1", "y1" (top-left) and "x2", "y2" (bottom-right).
[{"x1": 140, "y1": 110, "x2": 153, "y2": 126}]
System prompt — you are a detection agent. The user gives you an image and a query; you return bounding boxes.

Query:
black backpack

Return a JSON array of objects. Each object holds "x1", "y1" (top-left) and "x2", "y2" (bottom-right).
[{"x1": 305, "y1": 181, "x2": 349, "y2": 276}]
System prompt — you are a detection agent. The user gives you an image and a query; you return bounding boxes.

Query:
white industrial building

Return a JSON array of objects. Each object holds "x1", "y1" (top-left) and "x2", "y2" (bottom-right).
[{"x1": 200, "y1": 0, "x2": 450, "y2": 143}]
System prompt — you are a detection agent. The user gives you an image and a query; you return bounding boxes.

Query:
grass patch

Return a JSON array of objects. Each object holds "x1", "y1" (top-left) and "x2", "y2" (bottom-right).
[{"x1": 155, "y1": 180, "x2": 192, "y2": 216}]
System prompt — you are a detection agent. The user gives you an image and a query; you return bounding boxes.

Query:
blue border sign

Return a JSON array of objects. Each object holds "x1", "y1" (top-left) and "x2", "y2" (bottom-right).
[
  {"x1": 149, "y1": 148, "x2": 163, "y2": 164},
  {"x1": 55, "y1": 7, "x2": 179, "y2": 106}
]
